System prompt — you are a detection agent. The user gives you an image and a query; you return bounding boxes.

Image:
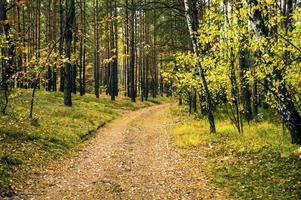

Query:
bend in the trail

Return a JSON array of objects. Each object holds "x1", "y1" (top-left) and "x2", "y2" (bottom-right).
[{"x1": 21, "y1": 104, "x2": 228, "y2": 200}]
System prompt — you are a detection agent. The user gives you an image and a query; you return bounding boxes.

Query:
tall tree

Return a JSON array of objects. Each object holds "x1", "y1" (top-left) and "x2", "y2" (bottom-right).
[
  {"x1": 110, "y1": 0, "x2": 118, "y2": 101},
  {"x1": 79, "y1": 0, "x2": 84, "y2": 96},
  {"x1": 64, "y1": 0, "x2": 75, "y2": 106},
  {"x1": 0, "y1": 0, "x2": 14, "y2": 114},
  {"x1": 249, "y1": 0, "x2": 301, "y2": 144},
  {"x1": 59, "y1": 0, "x2": 65, "y2": 92},
  {"x1": 129, "y1": 0, "x2": 136, "y2": 102},
  {"x1": 94, "y1": 0, "x2": 100, "y2": 98},
  {"x1": 183, "y1": 0, "x2": 216, "y2": 133},
  {"x1": 237, "y1": 1, "x2": 252, "y2": 122}
]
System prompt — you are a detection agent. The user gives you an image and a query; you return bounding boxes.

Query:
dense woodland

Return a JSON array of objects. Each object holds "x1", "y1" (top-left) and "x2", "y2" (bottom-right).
[
  {"x1": 1, "y1": 0, "x2": 300, "y2": 142},
  {"x1": 0, "y1": 0, "x2": 301, "y2": 198}
]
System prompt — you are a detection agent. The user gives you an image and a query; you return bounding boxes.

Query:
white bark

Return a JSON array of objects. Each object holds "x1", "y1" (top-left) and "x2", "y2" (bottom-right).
[
  {"x1": 183, "y1": 0, "x2": 216, "y2": 133},
  {"x1": 183, "y1": 0, "x2": 198, "y2": 55}
]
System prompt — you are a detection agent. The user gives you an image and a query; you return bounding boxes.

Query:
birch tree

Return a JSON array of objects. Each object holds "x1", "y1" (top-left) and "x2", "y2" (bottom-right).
[{"x1": 183, "y1": 0, "x2": 216, "y2": 133}]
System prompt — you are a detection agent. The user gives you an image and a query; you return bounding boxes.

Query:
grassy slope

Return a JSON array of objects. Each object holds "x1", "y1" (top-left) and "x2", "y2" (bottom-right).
[
  {"x1": 0, "y1": 89, "x2": 167, "y2": 192},
  {"x1": 168, "y1": 106, "x2": 301, "y2": 200}
]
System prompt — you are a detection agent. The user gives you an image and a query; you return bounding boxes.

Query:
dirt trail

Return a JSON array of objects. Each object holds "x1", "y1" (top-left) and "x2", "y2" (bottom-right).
[{"x1": 21, "y1": 104, "x2": 227, "y2": 200}]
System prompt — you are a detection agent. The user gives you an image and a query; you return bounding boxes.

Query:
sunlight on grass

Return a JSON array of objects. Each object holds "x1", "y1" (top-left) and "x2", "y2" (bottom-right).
[
  {"x1": 173, "y1": 123, "x2": 211, "y2": 147},
  {"x1": 169, "y1": 106, "x2": 301, "y2": 200},
  {"x1": 0, "y1": 89, "x2": 158, "y2": 191}
]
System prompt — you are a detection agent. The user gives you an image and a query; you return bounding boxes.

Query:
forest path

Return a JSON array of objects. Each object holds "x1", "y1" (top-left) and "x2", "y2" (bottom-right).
[{"x1": 23, "y1": 104, "x2": 226, "y2": 200}]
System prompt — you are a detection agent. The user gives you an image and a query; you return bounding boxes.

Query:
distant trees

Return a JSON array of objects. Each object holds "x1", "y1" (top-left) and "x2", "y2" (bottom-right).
[{"x1": 1, "y1": 0, "x2": 177, "y2": 115}]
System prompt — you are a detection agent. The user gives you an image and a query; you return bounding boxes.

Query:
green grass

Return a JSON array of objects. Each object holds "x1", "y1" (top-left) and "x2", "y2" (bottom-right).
[
  {"x1": 0, "y1": 89, "x2": 156, "y2": 193},
  {"x1": 147, "y1": 96, "x2": 174, "y2": 104},
  {"x1": 169, "y1": 105, "x2": 301, "y2": 200}
]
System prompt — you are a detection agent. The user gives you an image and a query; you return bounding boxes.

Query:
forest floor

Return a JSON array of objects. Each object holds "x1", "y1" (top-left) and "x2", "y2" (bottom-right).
[
  {"x1": 2, "y1": 92, "x2": 300, "y2": 199},
  {"x1": 0, "y1": 90, "x2": 161, "y2": 198},
  {"x1": 169, "y1": 106, "x2": 301, "y2": 199},
  {"x1": 15, "y1": 103, "x2": 230, "y2": 200}
]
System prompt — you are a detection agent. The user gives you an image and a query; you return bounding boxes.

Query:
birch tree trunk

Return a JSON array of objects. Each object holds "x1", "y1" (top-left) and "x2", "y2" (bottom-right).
[
  {"x1": 183, "y1": 0, "x2": 216, "y2": 133},
  {"x1": 249, "y1": 0, "x2": 301, "y2": 144}
]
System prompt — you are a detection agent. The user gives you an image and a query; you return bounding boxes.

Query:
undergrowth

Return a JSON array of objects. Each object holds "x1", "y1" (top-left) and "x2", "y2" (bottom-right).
[
  {"x1": 169, "y1": 105, "x2": 301, "y2": 200},
  {"x1": 0, "y1": 89, "x2": 157, "y2": 193}
]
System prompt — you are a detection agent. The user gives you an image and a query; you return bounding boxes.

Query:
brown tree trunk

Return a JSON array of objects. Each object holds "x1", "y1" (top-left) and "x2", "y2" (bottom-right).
[
  {"x1": 59, "y1": 0, "x2": 65, "y2": 92},
  {"x1": 94, "y1": 0, "x2": 100, "y2": 98},
  {"x1": 64, "y1": 0, "x2": 75, "y2": 106},
  {"x1": 130, "y1": 0, "x2": 136, "y2": 102}
]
